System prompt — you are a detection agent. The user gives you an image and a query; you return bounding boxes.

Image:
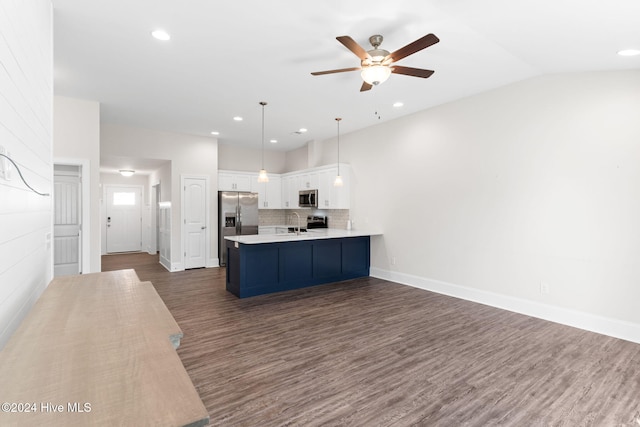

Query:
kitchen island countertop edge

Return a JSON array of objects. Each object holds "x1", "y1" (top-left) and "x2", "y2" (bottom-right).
[{"x1": 224, "y1": 228, "x2": 382, "y2": 244}]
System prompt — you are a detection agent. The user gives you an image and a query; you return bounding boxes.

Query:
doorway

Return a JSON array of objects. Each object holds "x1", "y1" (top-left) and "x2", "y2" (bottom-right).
[
  {"x1": 105, "y1": 185, "x2": 143, "y2": 253},
  {"x1": 53, "y1": 164, "x2": 81, "y2": 276},
  {"x1": 182, "y1": 175, "x2": 209, "y2": 269}
]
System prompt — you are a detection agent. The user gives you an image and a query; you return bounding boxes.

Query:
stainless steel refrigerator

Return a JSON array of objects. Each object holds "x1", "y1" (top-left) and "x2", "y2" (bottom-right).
[{"x1": 218, "y1": 191, "x2": 259, "y2": 266}]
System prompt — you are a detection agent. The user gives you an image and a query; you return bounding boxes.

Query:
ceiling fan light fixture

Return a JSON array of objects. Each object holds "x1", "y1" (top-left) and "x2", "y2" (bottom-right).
[{"x1": 361, "y1": 65, "x2": 391, "y2": 86}]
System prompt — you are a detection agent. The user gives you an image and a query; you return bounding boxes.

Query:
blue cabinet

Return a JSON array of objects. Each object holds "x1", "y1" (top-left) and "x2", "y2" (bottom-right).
[{"x1": 226, "y1": 236, "x2": 370, "y2": 298}]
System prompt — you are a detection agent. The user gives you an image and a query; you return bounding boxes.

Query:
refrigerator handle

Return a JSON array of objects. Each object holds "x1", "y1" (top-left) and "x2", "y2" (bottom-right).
[{"x1": 236, "y1": 205, "x2": 241, "y2": 233}]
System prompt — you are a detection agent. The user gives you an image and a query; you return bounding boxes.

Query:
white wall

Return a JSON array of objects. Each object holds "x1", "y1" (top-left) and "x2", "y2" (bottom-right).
[
  {"x1": 323, "y1": 70, "x2": 640, "y2": 342},
  {"x1": 149, "y1": 162, "x2": 171, "y2": 202},
  {"x1": 284, "y1": 145, "x2": 308, "y2": 172},
  {"x1": 218, "y1": 141, "x2": 313, "y2": 173},
  {"x1": 218, "y1": 143, "x2": 286, "y2": 173},
  {"x1": 53, "y1": 96, "x2": 100, "y2": 272},
  {"x1": 101, "y1": 124, "x2": 217, "y2": 271},
  {"x1": 0, "y1": 0, "x2": 53, "y2": 348}
]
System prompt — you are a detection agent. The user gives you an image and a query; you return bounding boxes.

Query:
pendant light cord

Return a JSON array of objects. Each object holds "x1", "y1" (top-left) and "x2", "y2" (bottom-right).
[
  {"x1": 260, "y1": 101, "x2": 267, "y2": 169},
  {"x1": 0, "y1": 153, "x2": 50, "y2": 196},
  {"x1": 335, "y1": 118, "x2": 341, "y2": 176}
]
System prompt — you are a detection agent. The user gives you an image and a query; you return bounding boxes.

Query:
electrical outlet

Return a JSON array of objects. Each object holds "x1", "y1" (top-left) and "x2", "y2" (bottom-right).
[{"x1": 540, "y1": 281, "x2": 550, "y2": 295}]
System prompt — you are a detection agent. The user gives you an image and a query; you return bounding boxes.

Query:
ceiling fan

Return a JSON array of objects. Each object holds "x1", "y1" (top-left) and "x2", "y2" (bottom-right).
[{"x1": 311, "y1": 33, "x2": 439, "y2": 92}]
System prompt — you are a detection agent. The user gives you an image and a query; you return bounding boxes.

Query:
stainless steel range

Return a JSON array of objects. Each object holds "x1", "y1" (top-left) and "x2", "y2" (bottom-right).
[
  {"x1": 287, "y1": 215, "x2": 328, "y2": 233},
  {"x1": 307, "y1": 215, "x2": 328, "y2": 229}
]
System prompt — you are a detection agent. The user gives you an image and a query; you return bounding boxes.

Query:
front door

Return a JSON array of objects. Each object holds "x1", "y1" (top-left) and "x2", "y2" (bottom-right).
[
  {"x1": 106, "y1": 185, "x2": 142, "y2": 253},
  {"x1": 184, "y1": 177, "x2": 207, "y2": 269}
]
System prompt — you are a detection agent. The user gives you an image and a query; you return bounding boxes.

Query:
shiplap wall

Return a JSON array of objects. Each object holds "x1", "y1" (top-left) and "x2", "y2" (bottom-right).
[{"x1": 0, "y1": 0, "x2": 53, "y2": 348}]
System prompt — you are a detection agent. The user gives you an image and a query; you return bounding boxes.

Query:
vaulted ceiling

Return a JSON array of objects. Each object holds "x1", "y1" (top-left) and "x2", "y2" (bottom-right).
[{"x1": 53, "y1": 0, "x2": 640, "y2": 154}]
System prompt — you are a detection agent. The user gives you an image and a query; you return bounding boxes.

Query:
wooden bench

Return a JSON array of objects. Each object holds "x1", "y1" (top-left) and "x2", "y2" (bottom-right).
[{"x1": 0, "y1": 269, "x2": 209, "y2": 426}]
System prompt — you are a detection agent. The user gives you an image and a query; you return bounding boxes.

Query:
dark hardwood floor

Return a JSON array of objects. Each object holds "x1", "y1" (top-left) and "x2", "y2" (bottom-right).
[{"x1": 102, "y1": 253, "x2": 640, "y2": 426}]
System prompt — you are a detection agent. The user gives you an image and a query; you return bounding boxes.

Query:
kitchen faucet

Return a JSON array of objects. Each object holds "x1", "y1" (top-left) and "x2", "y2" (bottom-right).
[{"x1": 291, "y1": 212, "x2": 301, "y2": 235}]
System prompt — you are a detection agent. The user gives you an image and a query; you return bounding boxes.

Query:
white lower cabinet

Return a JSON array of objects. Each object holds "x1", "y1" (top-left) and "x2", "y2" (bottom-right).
[
  {"x1": 259, "y1": 226, "x2": 276, "y2": 235},
  {"x1": 259, "y1": 226, "x2": 290, "y2": 235}
]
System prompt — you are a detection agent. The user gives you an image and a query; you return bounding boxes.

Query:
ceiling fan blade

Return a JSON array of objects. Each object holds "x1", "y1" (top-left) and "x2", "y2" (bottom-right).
[
  {"x1": 386, "y1": 33, "x2": 439, "y2": 63},
  {"x1": 311, "y1": 67, "x2": 361, "y2": 76},
  {"x1": 336, "y1": 36, "x2": 369, "y2": 61},
  {"x1": 391, "y1": 66, "x2": 435, "y2": 78},
  {"x1": 360, "y1": 82, "x2": 373, "y2": 92}
]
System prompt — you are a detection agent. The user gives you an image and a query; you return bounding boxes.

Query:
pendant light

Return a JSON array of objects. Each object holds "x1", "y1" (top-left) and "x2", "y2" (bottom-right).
[
  {"x1": 257, "y1": 101, "x2": 269, "y2": 183},
  {"x1": 334, "y1": 117, "x2": 343, "y2": 187}
]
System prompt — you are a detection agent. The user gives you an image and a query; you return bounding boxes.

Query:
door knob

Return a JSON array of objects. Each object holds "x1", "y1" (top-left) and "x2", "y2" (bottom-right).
[{"x1": 201, "y1": 226, "x2": 206, "y2": 230}]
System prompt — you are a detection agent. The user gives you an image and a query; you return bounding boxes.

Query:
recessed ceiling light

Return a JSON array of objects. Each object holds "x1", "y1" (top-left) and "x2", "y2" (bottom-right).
[
  {"x1": 233, "y1": 116, "x2": 243, "y2": 121},
  {"x1": 618, "y1": 49, "x2": 640, "y2": 56},
  {"x1": 393, "y1": 102, "x2": 404, "y2": 108},
  {"x1": 210, "y1": 131, "x2": 219, "y2": 135},
  {"x1": 151, "y1": 29, "x2": 171, "y2": 41},
  {"x1": 298, "y1": 128, "x2": 307, "y2": 133},
  {"x1": 270, "y1": 139, "x2": 278, "y2": 144}
]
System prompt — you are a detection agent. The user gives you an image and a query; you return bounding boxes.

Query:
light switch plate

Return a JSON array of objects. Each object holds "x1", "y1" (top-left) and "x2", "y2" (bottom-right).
[{"x1": 0, "y1": 145, "x2": 10, "y2": 181}]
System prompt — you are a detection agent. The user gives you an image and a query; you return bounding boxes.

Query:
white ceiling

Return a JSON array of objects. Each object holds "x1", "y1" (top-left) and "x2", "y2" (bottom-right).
[{"x1": 53, "y1": 0, "x2": 640, "y2": 161}]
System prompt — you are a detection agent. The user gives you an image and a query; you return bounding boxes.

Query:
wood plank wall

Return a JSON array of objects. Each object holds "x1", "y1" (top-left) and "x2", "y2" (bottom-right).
[{"x1": 0, "y1": 0, "x2": 53, "y2": 348}]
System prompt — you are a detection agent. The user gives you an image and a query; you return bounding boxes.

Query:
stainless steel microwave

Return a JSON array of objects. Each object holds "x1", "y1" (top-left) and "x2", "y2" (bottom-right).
[{"x1": 299, "y1": 189, "x2": 318, "y2": 208}]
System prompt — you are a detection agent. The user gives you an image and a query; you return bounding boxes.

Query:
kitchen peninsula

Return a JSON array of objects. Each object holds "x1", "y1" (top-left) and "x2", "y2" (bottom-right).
[{"x1": 225, "y1": 229, "x2": 381, "y2": 298}]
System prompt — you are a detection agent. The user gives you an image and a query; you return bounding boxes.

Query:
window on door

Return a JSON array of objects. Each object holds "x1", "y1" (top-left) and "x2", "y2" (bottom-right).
[{"x1": 112, "y1": 192, "x2": 136, "y2": 206}]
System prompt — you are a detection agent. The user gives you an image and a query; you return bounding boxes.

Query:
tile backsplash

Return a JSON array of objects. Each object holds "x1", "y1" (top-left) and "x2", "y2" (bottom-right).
[{"x1": 259, "y1": 209, "x2": 351, "y2": 229}]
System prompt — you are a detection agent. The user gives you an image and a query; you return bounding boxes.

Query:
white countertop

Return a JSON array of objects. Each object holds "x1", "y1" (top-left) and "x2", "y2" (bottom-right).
[{"x1": 225, "y1": 228, "x2": 382, "y2": 244}]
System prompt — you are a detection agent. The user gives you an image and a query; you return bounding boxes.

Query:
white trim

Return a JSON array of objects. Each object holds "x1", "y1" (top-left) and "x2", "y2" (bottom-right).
[
  {"x1": 53, "y1": 157, "x2": 91, "y2": 274},
  {"x1": 370, "y1": 267, "x2": 640, "y2": 345},
  {"x1": 158, "y1": 261, "x2": 184, "y2": 272},
  {"x1": 159, "y1": 256, "x2": 171, "y2": 272},
  {"x1": 180, "y1": 174, "x2": 210, "y2": 270}
]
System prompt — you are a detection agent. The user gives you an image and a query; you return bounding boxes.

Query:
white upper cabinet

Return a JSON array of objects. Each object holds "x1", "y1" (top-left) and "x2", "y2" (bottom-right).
[
  {"x1": 251, "y1": 174, "x2": 282, "y2": 209},
  {"x1": 297, "y1": 171, "x2": 319, "y2": 190},
  {"x1": 218, "y1": 171, "x2": 252, "y2": 191},
  {"x1": 220, "y1": 165, "x2": 350, "y2": 210},
  {"x1": 317, "y1": 164, "x2": 350, "y2": 209},
  {"x1": 281, "y1": 175, "x2": 299, "y2": 208}
]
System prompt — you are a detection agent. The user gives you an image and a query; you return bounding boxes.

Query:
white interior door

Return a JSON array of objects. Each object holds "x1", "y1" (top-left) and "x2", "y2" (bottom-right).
[
  {"x1": 184, "y1": 177, "x2": 207, "y2": 269},
  {"x1": 53, "y1": 167, "x2": 81, "y2": 276},
  {"x1": 106, "y1": 185, "x2": 142, "y2": 253}
]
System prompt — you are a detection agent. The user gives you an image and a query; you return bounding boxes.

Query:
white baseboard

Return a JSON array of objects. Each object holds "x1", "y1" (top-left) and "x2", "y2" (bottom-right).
[
  {"x1": 159, "y1": 255, "x2": 180, "y2": 272},
  {"x1": 370, "y1": 267, "x2": 640, "y2": 345},
  {"x1": 206, "y1": 258, "x2": 219, "y2": 268}
]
